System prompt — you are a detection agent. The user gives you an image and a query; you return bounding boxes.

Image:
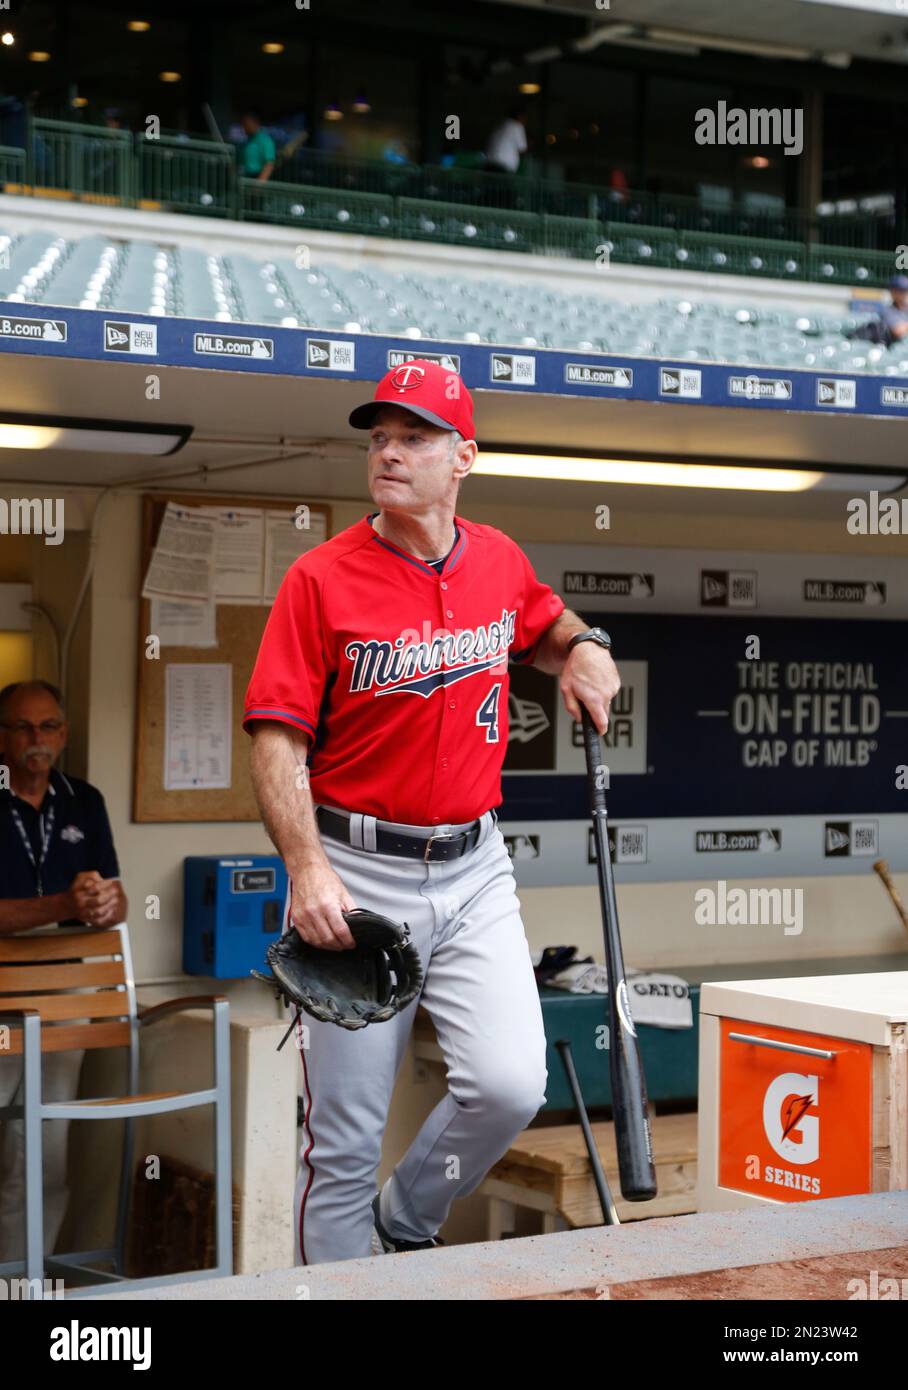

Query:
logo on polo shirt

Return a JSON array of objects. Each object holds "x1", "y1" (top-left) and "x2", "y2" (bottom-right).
[{"x1": 60, "y1": 824, "x2": 85, "y2": 844}]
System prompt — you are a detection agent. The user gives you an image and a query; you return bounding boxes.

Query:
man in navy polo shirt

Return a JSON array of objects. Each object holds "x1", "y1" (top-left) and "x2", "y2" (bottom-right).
[{"x1": 0, "y1": 679, "x2": 128, "y2": 1263}]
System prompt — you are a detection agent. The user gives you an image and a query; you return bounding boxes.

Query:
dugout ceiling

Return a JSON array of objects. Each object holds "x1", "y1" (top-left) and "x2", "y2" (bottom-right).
[{"x1": 0, "y1": 342, "x2": 906, "y2": 521}]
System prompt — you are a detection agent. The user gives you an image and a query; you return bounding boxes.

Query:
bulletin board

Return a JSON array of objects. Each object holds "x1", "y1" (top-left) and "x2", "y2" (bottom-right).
[{"x1": 133, "y1": 492, "x2": 332, "y2": 823}]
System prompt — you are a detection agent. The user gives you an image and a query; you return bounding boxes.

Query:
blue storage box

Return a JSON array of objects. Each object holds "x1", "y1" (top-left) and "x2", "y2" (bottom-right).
[{"x1": 183, "y1": 855, "x2": 288, "y2": 978}]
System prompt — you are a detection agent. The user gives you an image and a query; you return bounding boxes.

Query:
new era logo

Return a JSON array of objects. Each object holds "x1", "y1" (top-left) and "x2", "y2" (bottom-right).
[
  {"x1": 700, "y1": 569, "x2": 757, "y2": 607},
  {"x1": 825, "y1": 824, "x2": 849, "y2": 854},
  {"x1": 660, "y1": 368, "x2": 701, "y2": 398},
  {"x1": 489, "y1": 353, "x2": 535, "y2": 384},
  {"x1": 103, "y1": 320, "x2": 157, "y2": 354},
  {"x1": 817, "y1": 378, "x2": 856, "y2": 408},
  {"x1": 305, "y1": 338, "x2": 355, "y2": 370}
]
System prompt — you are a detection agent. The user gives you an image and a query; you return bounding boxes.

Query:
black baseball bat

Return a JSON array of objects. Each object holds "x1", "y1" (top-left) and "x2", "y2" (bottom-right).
[
  {"x1": 580, "y1": 702, "x2": 657, "y2": 1201},
  {"x1": 555, "y1": 1038, "x2": 620, "y2": 1225}
]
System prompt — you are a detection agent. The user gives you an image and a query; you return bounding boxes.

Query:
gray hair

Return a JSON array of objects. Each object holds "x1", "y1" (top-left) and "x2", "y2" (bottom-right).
[{"x1": 0, "y1": 680, "x2": 66, "y2": 724}]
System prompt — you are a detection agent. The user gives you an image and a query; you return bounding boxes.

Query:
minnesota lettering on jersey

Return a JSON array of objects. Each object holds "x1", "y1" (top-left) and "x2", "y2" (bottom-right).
[{"x1": 347, "y1": 609, "x2": 517, "y2": 696}]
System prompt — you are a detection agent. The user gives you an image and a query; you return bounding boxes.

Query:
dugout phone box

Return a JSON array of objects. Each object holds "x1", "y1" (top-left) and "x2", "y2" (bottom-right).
[
  {"x1": 183, "y1": 855, "x2": 288, "y2": 978},
  {"x1": 697, "y1": 973, "x2": 908, "y2": 1212}
]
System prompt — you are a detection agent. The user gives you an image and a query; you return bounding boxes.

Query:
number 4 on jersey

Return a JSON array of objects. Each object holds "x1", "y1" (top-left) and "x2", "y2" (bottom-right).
[{"x1": 476, "y1": 683, "x2": 502, "y2": 743}]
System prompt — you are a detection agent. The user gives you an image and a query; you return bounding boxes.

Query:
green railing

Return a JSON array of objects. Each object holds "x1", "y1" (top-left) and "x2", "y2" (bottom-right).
[
  {"x1": 0, "y1": 117, "x2": 899, "y2": 285},
  {"x1": 242, "y1": 176, "x2": 395, "y2": 235},
  {"x1": 0, "y1": 143, "x2": 26, "y2": 185},
  {"x1": 137, "y1": 133, "x2": 236, "y2": 217},
  {"x1": 28, "y1": 119, "x2": 133, "y2": 201}
]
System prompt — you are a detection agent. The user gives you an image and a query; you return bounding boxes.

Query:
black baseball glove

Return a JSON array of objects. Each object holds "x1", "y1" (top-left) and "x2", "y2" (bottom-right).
[{"x1": 252, "y1": 908, "x2": 423, "y2": 1046}]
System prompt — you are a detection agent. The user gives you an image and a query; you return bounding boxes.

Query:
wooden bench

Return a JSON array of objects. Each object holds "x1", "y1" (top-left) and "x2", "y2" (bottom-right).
[{"x1": 478, "y1": 1112, "x2": 698, "y2": 1237}]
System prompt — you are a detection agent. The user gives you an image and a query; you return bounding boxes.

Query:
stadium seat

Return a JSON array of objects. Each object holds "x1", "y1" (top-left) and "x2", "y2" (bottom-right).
[{"x1": 6, "y1": 223, "x2": 899, "y2": 373}]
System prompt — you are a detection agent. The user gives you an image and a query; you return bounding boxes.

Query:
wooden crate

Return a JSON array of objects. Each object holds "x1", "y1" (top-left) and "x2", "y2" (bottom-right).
[{"x1": 479, "y1": 1112, "x2": 697, "y2": 1236}]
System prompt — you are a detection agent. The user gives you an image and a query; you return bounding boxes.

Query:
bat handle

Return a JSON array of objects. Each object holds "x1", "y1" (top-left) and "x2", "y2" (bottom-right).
[{"x1": 580, "y1": 703, "x2": 608, "y2": 813}]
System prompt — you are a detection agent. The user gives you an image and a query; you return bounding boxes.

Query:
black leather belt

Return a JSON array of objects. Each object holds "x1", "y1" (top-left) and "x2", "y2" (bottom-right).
[{"x1": 316, "y1": 806, "x2": 483, "y2": 862}]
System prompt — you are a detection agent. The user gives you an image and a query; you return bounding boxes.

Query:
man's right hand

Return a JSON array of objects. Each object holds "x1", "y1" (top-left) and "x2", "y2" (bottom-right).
[
  {"x1": 67, "y1": 871, "x2": 119, "y2": 926},
  {"x1": 288, "y1": 859, "x2": 358, "y2": 950}
]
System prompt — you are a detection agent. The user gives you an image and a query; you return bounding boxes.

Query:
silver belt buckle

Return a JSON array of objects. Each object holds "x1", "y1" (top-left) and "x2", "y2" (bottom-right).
[{"x1": 424, "y1": 830, "x2": 454, "y2": 863}]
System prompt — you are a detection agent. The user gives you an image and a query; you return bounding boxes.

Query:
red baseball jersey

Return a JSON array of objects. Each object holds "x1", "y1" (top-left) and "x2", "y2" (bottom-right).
[{"x1": 243, "y1": 513, "x2": 565, "y2": 824}]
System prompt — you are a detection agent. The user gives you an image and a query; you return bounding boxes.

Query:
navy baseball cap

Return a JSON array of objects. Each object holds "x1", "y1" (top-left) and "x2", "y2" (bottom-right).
[{"x1": 890, "y1": 274, "x2": 908, "y2": 291}]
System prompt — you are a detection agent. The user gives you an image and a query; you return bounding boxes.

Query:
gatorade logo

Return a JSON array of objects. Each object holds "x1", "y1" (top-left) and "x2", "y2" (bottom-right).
[{"x1": 763, "y1": 1071, "x2": 819, "y2": 1164}]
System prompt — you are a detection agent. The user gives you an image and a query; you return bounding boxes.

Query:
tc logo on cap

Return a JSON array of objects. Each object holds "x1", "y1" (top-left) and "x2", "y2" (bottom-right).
[{"x1": 390, "y1": 365, "x2": 425, "y2": 392}]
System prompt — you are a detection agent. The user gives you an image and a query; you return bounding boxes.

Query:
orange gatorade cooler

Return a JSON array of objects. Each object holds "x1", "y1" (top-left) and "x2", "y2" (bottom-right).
[{"x1": 697, "y1": 973, "x2": 908, "y2": 1211}]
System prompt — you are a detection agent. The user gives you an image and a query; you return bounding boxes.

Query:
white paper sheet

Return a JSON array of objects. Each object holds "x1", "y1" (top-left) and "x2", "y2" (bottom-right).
[
  {"x1": 164, "y1": 663, "x2": 232, "y2": 790},
  {"x1": 264, "y1": 508, "x2": 328, "y2": 601},
  {"x1": 142, "y1": 502, "x2": 217, "y2": 602},
  {"x1": 210, "y1": 506, "x2": 266, "y2": 601},
  {"x1": 150, "y1": 597, "x2": 217, "y2": 648}
]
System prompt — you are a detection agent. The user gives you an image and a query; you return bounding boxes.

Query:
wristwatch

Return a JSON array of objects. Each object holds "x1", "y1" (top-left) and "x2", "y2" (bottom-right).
[{"x1": 567, "y1": 627, "x2": 612, "y2": 654}]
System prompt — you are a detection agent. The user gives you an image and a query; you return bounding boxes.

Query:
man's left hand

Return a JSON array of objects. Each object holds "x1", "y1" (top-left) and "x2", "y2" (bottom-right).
[{"x1": 559, "y1": 643, "x2": 621, "y2": 735}]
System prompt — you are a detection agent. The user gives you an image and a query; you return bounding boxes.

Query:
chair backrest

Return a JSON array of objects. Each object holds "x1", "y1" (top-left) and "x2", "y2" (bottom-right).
[{"x1": 0, "y1": 925, "x2": 134, "y2": 1055}]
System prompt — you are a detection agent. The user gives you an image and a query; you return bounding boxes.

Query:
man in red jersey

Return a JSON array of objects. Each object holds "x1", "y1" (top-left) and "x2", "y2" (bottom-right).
[{"x1": 244, "y1": 359, "x2": 619, "y2": 1263}]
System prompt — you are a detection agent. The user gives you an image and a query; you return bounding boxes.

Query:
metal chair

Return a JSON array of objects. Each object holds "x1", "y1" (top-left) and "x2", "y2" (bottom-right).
[{"x1": 0, "y1": 924, "x2": 231, "y2": 1291}]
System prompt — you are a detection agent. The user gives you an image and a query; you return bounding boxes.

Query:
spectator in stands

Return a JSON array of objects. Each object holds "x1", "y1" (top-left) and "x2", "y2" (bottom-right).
[
  {"x1": 878, "y1": 274, "x2": 908, "y2": 344},
  {"x1": 103, "y1": 107, "x2": 125, "y2": 130},
  {"x1": 239, "y1": 110, "x2": 275, "y2": 182},
  {"x1": 0, "y1": 680, "x2": 127, "y2": 1265},
  {"x1": 484, "y1": 104, "x2": 528, "y2": 175},
  {"x1": 847, "y1": 274, "x2": 908, "y2": 349},
  {"x1": 609, "y1": 167, "x2": 629, "y2": 202},
  {"x1": 382, "y1": 137, "x2": 411, "y2": 165}
]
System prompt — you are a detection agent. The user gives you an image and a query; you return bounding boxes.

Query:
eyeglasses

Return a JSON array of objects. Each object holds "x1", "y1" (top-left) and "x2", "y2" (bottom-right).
[{"x1": 0, "y1": 721, "x2": 65, "y2": 735}]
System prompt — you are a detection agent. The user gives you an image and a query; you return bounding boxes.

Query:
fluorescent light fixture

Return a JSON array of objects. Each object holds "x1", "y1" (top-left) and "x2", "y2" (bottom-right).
[
  {"x1": 649, "y1": 27, "x2": 813, "y2": 60},
  {"x1": 0, "y1": 413, "x2": 191, "y2": 455},
  {"x1": 799, "y1": 0, "x2": 904, "y2": 12},
  {"x1": 607, "y1": 35, "x2": 702, "y2": 57},
  {"x1": 473, "y1": 449, "x2": 907, "y2": 494},
  {"x1": 573, "y1": 25, "x2": 634, "y2": 53}
]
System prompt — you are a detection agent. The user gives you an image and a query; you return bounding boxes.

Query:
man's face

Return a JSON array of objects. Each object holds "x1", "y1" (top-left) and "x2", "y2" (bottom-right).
[
  {"x1": 892, "y1": 289, "x2": 908, "y2": 310},
  {"x1": 0, "y1": 689, "x2": 68, "y2": 776},
  {"x1": 242, "y1": 115, "x2": 258, "y2": 136},
  {"x1": 367, "y1": 407, "x2": 469, "y2": 512}
]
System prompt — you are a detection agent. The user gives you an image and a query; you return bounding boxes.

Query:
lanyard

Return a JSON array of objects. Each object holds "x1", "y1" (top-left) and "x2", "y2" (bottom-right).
[{"x1": 9, "y1": 797, "x2": 56, "y2": 897}]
